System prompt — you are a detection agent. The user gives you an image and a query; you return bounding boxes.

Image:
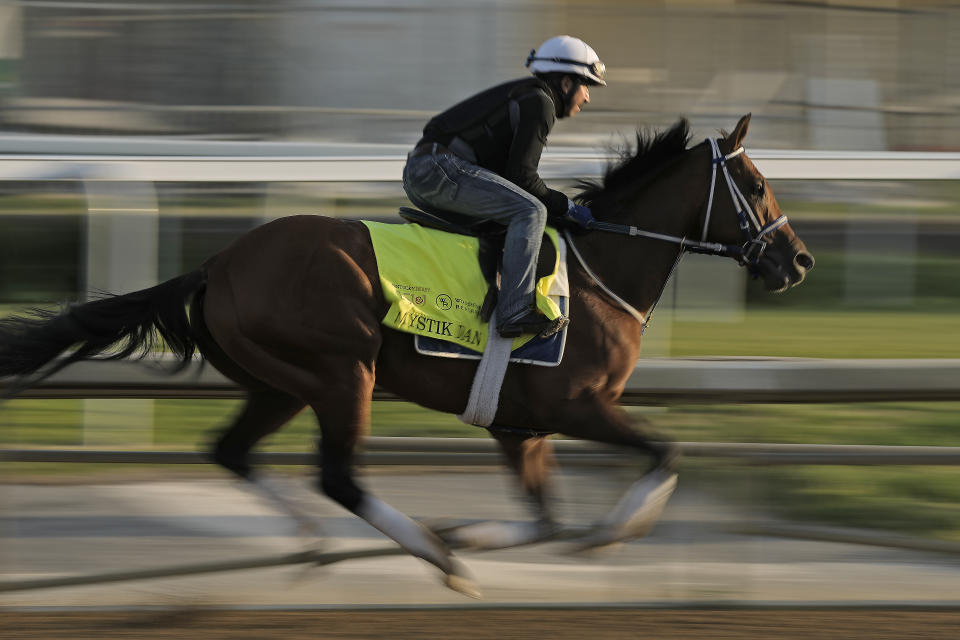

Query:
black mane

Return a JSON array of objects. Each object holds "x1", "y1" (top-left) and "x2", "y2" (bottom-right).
[{"x1": 576, "y1": 118, "x2": 693, "y2": 209}]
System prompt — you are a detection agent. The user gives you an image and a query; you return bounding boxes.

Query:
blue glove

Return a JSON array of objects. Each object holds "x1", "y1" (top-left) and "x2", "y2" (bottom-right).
[{"x1": 565, "y1": 201, "x2": 594, "y2": 228}]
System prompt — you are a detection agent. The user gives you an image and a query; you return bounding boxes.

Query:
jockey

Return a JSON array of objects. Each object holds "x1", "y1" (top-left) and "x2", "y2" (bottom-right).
[{"x1": 403, "y1": 35, "x2": 604, "y2": 339}]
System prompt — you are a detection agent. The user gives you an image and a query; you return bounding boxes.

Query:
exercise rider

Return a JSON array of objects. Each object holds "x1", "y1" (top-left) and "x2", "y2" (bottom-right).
[{"x1": 403, "y1": 35, "x2": 605, "y2": 338}]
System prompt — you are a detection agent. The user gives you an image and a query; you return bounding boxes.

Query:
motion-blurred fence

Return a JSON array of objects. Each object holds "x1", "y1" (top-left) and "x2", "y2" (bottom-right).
[
  {"x1": 4, "y1": 356, "x2": 958, "y2": 403},
  {"x1": 3, "y1": 356, "x2": 959, "y2": 466},
  {"x1": 5, "y1": 439, "x2": 960, "y2": 468}
]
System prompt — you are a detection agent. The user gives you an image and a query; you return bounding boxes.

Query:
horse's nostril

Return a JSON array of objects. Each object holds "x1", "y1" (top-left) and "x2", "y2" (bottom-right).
[{"x1": 794, "y1": 251, "x2": 815, "y2": 272}]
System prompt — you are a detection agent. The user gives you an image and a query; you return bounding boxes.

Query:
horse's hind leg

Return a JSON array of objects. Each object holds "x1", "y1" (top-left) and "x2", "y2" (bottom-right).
[
  {"x1": 206, "y1": 389, "x2": 327, "y2": 534},
  {"x1": 208, "y1": 351, "x2": 478, "y2": 595},
  {"x1": 309, "y1": 371, "x2": 480, "y2": 598},
  {"x1": 210, "y1": 389, "x2": 306, "y2": 479}
]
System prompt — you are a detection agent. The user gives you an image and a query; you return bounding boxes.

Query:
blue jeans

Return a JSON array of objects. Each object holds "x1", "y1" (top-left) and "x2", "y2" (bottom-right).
[{"x1": 402, "y1": 151, "x2": 548, "y2": 321}]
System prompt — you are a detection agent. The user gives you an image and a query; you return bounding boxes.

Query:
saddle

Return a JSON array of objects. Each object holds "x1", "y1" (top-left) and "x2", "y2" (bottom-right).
[{"x1": 398, "y1": 206, "x2": 557, "y2": 322}]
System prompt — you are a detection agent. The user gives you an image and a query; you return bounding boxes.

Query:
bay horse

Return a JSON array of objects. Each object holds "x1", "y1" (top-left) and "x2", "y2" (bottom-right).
[{"x1": 0, "y1": 114, "x2": 812, "y2": 597}]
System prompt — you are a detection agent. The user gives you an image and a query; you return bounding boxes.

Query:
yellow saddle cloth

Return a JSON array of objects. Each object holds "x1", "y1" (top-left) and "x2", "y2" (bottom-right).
[{"x1": 363, "y1": 221, "x2": 566, "y2": 353}]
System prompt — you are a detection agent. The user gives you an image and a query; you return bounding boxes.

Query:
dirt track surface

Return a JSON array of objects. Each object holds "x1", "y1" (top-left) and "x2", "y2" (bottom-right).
[{"x1": 3, "y1": 609, "x2": 960, "y2": 639}]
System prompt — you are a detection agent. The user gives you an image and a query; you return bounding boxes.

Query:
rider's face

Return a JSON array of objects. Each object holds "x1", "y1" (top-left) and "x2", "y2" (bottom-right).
[{"x1": 562, "y1": 77, "x2": 590, "y2": 117}]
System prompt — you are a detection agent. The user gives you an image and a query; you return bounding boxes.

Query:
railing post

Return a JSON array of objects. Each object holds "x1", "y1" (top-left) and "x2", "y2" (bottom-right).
[{"x1": 81, "y1": 180, "x2": 160, "y2": 446}]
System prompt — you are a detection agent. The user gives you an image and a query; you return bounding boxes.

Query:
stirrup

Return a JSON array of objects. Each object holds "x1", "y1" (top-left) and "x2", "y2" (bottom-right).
[{"x1": 497, "y1": 310, "x2": 568, "y2": 339}]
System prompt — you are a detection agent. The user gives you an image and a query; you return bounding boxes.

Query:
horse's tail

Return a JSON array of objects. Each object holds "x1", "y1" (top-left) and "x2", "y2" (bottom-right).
[{"x1": 0, "y1": 269, "x2": 207, "y2": 394}]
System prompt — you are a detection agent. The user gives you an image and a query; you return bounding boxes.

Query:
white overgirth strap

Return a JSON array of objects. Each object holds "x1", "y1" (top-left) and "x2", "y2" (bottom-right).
[
  {"x1": 457, "y1": 233, "x2": 569, "y2": 427},
  {"x1": 458, "y1": 308, "x2": 513, "y2": 427}
]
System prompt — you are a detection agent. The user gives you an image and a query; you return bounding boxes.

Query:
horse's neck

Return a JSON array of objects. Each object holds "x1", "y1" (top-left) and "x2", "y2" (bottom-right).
[{"x1": 573, "y1": 155, "x2": 707, "y2": 320}]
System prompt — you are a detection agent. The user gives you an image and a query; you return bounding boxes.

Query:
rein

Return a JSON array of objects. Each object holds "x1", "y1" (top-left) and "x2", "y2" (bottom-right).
[{"x1": 565, "y1": 138, "x2": 788, "y2": 332}]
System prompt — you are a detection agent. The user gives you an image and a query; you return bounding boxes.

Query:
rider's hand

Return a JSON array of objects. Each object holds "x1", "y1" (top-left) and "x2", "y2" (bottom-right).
[{"x1": 565, "y1": 201, "x2": 594, "y2": 229}]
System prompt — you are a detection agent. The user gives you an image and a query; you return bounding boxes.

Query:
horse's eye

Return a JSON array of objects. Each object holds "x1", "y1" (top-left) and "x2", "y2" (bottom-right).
[{"x1": 753, "y1": 180, "x2": 765, "y2": 197}]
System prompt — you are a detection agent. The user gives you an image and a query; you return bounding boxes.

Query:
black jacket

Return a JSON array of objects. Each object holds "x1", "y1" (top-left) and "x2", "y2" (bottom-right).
[{"x1": 417, "y1": 77, "x2": 569, "y2": 217}]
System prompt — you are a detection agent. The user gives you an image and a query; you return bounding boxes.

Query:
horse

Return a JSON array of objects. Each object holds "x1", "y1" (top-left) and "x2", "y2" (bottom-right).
[{"x1": 0, "y1": 114, "x2": 813, "y2": 597}]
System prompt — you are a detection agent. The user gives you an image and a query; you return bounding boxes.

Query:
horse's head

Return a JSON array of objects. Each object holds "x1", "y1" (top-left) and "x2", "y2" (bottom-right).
[{"x1": 703, "y1": 114, "x2": 814, "y2": 292}]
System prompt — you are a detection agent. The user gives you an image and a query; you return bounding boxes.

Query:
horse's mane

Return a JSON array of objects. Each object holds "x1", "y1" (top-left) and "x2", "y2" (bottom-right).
[{"x1": 576, "y1": 118, "x2": 693, "y2": 210}]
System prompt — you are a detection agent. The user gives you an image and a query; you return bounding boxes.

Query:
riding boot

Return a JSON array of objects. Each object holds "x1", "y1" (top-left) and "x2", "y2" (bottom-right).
[{"x1": 496, "y1": 305, "x2": 569, "y2": 339}]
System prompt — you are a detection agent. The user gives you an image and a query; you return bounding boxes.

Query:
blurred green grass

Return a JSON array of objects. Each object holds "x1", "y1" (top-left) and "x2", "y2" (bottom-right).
[
  {"x1": 4, "y1": 398, "x2": 958, "y2": 448},
  {"x1": 671, "y1": 310, "x2": 960, "y2": 358}
]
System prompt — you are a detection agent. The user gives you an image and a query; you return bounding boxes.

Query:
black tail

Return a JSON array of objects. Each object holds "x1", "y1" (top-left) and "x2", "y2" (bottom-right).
[{"x1": 0, "y1": 269, "x2": 206, "y2": 393}]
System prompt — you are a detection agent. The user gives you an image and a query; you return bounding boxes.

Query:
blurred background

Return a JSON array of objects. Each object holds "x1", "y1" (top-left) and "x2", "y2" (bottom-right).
[
  {"x1": 2, "y1": 0, "x2": 960, "y2": 611},
  {"x1": 2, "y1": 0, "x2": 959, "y2": 146}
]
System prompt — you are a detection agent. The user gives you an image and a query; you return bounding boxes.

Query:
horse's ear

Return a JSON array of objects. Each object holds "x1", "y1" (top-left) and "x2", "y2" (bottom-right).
[{"x1": 724, "y1": 113, "x2": 751, "y2": 152}]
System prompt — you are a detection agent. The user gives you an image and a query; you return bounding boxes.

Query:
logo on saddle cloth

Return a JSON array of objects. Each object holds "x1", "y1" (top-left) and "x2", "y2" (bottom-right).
[{"x1": 363, "y1": 221, "x2": 566, "y2": 353}]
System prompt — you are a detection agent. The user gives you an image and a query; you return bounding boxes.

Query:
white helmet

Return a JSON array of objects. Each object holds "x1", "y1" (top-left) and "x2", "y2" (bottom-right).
[{"x1": 525, "y1": 35, "x2": 606, "y2": 86}]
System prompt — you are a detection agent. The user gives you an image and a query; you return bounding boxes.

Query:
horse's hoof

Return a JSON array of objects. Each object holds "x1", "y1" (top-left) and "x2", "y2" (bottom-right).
[
  {"x1": 565, "y1": 535, "x2": 623, "y2": 556},
  {"x1": 443, "y1": 559, "x2": 482, "y2": 599},
  {"x1": 568, "y1": 470, "x2": 677, "y2": 552},
  {"x1": 435, "y1": 520, "x2": 558, "y2": 550},
  {"x1": 616, "y1": 470, "x2": 676, "y2": 540},
  {"x1": 444, "y1": 573, "x2": 483, "y2": 599}
]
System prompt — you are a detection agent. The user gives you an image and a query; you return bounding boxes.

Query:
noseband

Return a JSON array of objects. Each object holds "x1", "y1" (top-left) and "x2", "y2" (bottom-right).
[{"x1": 564, "y1": 138, "x2": 789, "y2": 330}]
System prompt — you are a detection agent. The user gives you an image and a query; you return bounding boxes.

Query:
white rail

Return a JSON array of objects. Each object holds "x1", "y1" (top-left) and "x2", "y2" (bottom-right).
[{"x1": 3, "y1": 144, "x2": 960, "y2": 182}]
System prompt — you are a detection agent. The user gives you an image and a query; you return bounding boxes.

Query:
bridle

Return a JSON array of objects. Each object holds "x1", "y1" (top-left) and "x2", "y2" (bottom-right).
[
  {"x1": 564, "y1": 138, "x2": 789, "y2": 331},
  {"x1": 583, "y1": 138, "x2": 788, "y2": 268},
  {"x1": 699, "y1": 138, "x2": 789, "y2": 269}
]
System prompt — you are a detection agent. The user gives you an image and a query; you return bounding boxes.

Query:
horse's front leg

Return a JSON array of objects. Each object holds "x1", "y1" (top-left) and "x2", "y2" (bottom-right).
[
  {"x1": 552, "y1": 399, "x2": 679, "y2": 550},
  {"x1": 492, "y1": 429, "x2": 557, "y2": 524},
  {"x1": 431, "y1": 430, "x2": 561, "y2": 550}
]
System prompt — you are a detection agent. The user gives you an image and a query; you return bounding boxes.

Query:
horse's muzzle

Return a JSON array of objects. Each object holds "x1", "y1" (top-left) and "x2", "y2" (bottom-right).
[
  {"x1": 757, "y1": 246, "x2": 814, "y2": 293},
  {"x1": 790, "y1": 250, "x2": 815, "y2": 286}
]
